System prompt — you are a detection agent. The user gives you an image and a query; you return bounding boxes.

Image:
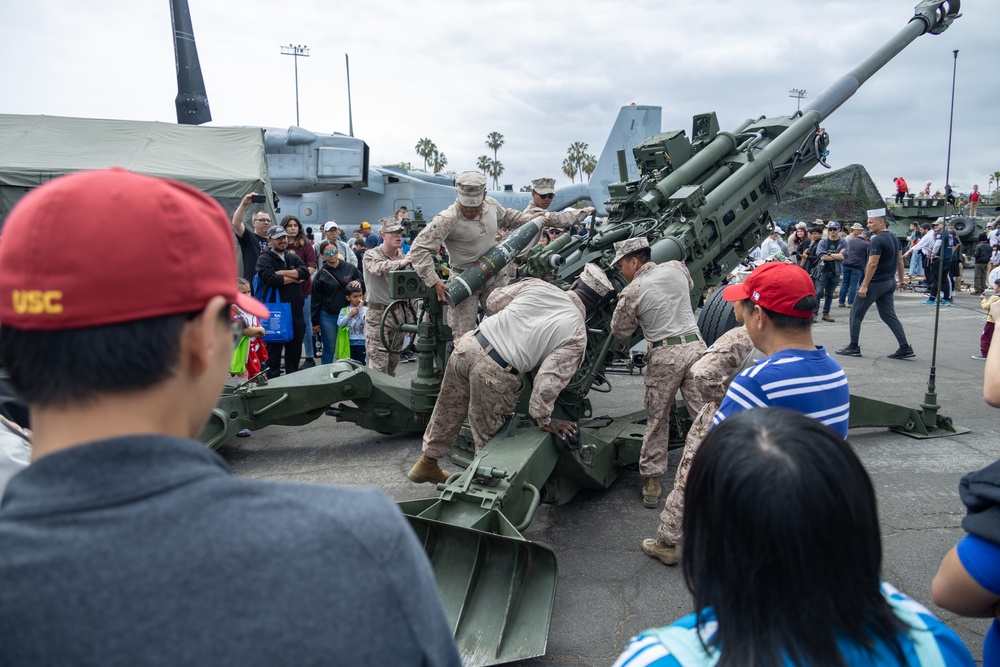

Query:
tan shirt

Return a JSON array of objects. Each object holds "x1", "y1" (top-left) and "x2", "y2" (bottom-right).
[
  {"x1": 480, "y1": 279, "x2": 587, "y2": 426},
  {"x1": 610, "y1": 261, "x2": 699, "y2": 343},
  {"x1": 362, "y1": 244, "x2": 408, "y2": 306},
  {"x1": 410, "y1": 197, "x2": 534, "y2": 288}
]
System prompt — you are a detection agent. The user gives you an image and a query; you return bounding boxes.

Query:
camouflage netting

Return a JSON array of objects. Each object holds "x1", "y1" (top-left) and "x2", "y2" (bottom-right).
[{"x1": 770, "y1": 163, "x2": 885, "y2": 226}]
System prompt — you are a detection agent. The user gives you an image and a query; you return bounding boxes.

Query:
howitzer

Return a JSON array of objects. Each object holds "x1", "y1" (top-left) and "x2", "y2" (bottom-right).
[{"x1": 202, "y1": 3, "x2": 962, "y2": 664}]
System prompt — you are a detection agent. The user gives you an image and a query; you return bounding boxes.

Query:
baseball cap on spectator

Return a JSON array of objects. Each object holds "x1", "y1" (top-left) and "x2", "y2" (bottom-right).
[
  {"x1": 827, "y1": 221, "x2": 840, "y2": 230},
  {"x1": 324, "y1": 221, "x2": 339, "y2": 232},
  {"x1": 0, "y1": 168, "x2": 268, "y2": 330},
  {"x1": 360, "y1": 221, "x2": 371, "y2": 229},
  {"x1": 722, "y1": 262, "x2": 815, "y2": 319},
  {"x1": 267, "y1": 226, "x2": 288, "y2": 239}
]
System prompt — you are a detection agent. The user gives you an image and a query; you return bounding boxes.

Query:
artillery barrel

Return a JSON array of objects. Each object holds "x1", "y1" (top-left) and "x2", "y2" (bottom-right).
[{"x1": 446, "y1": 217, "x2": 543, "y2": 306}]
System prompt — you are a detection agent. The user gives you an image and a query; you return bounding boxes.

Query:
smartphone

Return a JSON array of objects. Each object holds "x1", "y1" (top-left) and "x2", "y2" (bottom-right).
[{"x1": 250, "y1": 194, "x2": 267, "y2": 204}]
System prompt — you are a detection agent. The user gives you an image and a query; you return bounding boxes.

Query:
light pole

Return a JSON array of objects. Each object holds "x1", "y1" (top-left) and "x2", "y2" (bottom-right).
[
  {"x1": 788, "y1": 88, "x2": 807, "y2": 112},
  {"x1": 280, "y1": 44, "x2": 310, "y2": 126}
]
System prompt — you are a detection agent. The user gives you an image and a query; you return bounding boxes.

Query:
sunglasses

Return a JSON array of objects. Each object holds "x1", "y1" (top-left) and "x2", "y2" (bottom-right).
[
  {"x1": 324, "y1": 251, "x2": 338, "y2": 256},
  {"x1": 534, "y1": 192, "x2": 555, "y2": 200}
]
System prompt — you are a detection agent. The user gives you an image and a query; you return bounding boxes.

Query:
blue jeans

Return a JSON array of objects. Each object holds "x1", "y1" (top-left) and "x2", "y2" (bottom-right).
[
  {"x1": 909, "y1": 253, "x2": 924, "y2": 278},
  {"x1": 302, "y1": 294, "x2": 314, "y2": 357},
  {"x1": 840, "y1": 266, "x2": 863, "y2": 305},
  {"x1": 319, "y1": 310, "x2": 338, "y2": 365},
  {"x1": 814, "y1": 271, "x2": 840, "y2": 316}
]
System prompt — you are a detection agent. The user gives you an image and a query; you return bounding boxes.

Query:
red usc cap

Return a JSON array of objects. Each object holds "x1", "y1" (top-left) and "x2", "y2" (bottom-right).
[
  {"x1": 721, "y1": 262, "x2": 815, "y2": 319},
  {"x1": 0, "y1": 168, "x2": 269, "y2": 330}
]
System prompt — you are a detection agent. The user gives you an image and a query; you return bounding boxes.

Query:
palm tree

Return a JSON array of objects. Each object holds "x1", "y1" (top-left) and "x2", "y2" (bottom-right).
[
  {"x1": 568, "y1": 141, "x2": 589, "y2": 177},
  {"x1": 476, "y1": 155, "x2": 491, "y2": 176},
  {"x1": 415, "y1": 138, "x2": 436, "y2": 172},
  {"x1": 486, "y1": 132, "x2": 505, "y2": 164},
  {"x1": 562, "y1": 157, "x2": 577, "y2": 184},
  {"x1": 488, "y1": 159, "x2": 504, "y2": 190},
  {"x1": 994, "y1": 171, "x2": 1000, "y2": 203},
  {"x1": 431, "y1": 150, "x2": 448, "y2": 174},
  {"x1": 581, "y1": 154, "x2": 598, "y2": 181}
]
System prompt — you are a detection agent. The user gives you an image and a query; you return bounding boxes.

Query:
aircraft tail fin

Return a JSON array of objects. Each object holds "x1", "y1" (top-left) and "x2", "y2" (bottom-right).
[
  {"x1": 586, "y1": 105, "x2": 660, "y2": 215},
  {"x1": 170, "y1": 0, "x2": 212, "y2": 125}
]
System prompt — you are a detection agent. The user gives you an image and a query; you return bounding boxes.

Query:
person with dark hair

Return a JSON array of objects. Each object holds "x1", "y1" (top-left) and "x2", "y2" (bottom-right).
[
  {"x1": 256, "y1": 225, "x2": 310, "y2": 377},
  {"x1": 281, "y1": 215, "x2": 318, "y2": 368},
  {"x1": 231, "y1": 192, "x2": 273, "y2": 282},
  {"x1": 616, "y1": 408, "x2": 975, "y2": 666},
  {"x1": 408, "y1": 264, "x2": 613, "y2": 485},
  {"x1": 973, "y1": 233, "x2": 992, "y2": 295},
  {"x1": 0, "y1": 168, "x2": 461, "y2": 667},
  {"x1": 610, "y1": 236, "x2": 707, "y2": 509},
  {"x1": 836, "y1": 209, "x2": 913, "y2": 360},
  {"x1": 717, "y1": 261, "x2": 850, "y2": 436},
  {"x1": 312, "y1": 240, "x2": 364, "y2": 365},
  {"x1": 813, "y1": 221, "x2": 846, "y2": 322}
]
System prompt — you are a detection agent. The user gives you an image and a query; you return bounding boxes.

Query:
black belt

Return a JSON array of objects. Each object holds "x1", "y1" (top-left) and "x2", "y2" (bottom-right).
[
  {"x1": 474, "y1": 331, "x2": 519, "y2": 375},
  {"x1": 648, "y1": 333, "x2": 701, "y2": 348}
]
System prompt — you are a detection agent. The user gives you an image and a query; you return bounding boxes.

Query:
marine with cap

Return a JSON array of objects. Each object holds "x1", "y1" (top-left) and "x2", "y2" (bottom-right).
[
  {"x1": 0, "y1": 168, "x2": 462, "y2": 666},
  {"x1": 407, "y1": 264, "x2": 613, "y2": 485},
  {"x1": 609, "y1": 237, "x2": 708, "y2": 509},
  {"x1": 256, "y1": 223, "x2": 311, "y2": 377},
  {"x1": 363, "y1": 215, "x2": 413, "y2": 376},
  {"x1": 836, "y1": 208, "x2": 914, "y2": 360},
  {"x1": 521, "y1": 177, "x2": 595, "y2": 247},
  {"x1": 408, "y1": 171, "x2": 536, "y2": 338}
]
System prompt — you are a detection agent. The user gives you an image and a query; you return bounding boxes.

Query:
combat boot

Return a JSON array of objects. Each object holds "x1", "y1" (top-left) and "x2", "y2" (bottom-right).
[
  {"x1": 642, "y1": 477, "x2": 661, "y2": 508},
  {"x1": 407, "y1": 455, "x2": 451, "y2": 485},
  {"x1": 642, "y1": 538, "x2": 680, "y2": 566}
]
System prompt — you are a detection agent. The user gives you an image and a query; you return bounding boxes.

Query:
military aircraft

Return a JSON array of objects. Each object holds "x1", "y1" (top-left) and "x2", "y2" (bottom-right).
[{"x1": 171, "y1": 0, "x2": 661, "y2": 228}]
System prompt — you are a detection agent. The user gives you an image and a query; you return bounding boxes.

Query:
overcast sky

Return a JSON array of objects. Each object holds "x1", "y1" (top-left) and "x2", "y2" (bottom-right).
[{"x1": 2, "y1": 0, "x2": 994, "y2": 201}]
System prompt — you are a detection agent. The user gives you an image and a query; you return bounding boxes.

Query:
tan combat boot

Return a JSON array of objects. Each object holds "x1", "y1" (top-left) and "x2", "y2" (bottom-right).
[
  {"x1": 642, "y1": 476, "x2": 661, "y2": 508},
  {"x1": 642, "y1": 538, "x2": 680, "y2": 566},
  {"x1": 407, "y1": 455, "x2": 452, "y2": 484}
]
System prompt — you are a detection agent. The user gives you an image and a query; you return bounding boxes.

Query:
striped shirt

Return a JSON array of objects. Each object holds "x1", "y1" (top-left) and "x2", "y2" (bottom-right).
[
  {"x1": 612, "y1": 583, "x2": 974, "y2": 667},
  {"x1": 713, "y1": 347, "x2": 849, "y2": 437}
]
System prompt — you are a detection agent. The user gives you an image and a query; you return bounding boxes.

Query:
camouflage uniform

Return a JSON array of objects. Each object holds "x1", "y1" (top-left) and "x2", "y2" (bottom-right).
[
  {"x1": 362, "y1": 243, "x2": 410, "y2": 376},
  {"x1": 409, "y1": 196, "x2": 534, "y2": 339},
  {"x1": 421, "y1": 279, "x2": 592, "y2": 458},
  {"x1": 611, "y1": 259, "x2": 706, "y2": 478},
  {"x1": 687, "y1": 326, "x2": 755, "y2": 408},
  {"x1": 656, "y1": 402, "x2": 716, "y2": 546}
]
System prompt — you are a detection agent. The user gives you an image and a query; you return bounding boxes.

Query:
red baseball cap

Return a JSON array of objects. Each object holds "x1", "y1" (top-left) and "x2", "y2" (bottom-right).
[
  {"x1": 721, "y1": 262, "x2": 815, "y2": 319},
  {"x1": 0, "y1": 168, "x2": 268, "y2": 330}
]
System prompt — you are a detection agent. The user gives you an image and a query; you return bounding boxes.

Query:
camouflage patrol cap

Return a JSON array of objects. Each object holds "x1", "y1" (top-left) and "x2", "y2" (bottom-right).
[
  {"x1": 611, "y1": 237, "x2": 650, "y2": 266},
  {"x1": 456, "y1": 171, "x2": 487, "y2": 206},
  {"x1": 531, "y1": 177, "x2": 556, "y2": 195},
  {"x1": 379, "y1": 215, "x2": 404, "y2": 234},
  {"x1": 579, "y1": 263, "x2": 613, "y2": 297}
]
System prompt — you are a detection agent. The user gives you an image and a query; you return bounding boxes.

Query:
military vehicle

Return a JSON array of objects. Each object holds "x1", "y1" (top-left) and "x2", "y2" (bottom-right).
[
  {"x1": 202, "y1": 2, "x2": 963, "y2": 664},
  {"x1": 887, "y1": 194, "x2": 998, "y2": 258}
]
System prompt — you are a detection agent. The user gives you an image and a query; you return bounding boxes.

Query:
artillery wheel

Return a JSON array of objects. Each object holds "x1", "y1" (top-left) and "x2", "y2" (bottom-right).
[
  {"x1": 380, "y1": 300, "x2": 417, "y2": 355},
  {"x1": 950, "y1": 216, "x2": 976, "y2": 239},
  {"x1": 698, "y1": 288, "x2": 738, "y2": 347}
]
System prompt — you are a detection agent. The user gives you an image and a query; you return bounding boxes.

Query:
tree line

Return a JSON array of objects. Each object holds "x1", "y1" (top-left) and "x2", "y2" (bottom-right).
[{"x1": 413, "y1": 132, "x2": 598, "y2": 189}]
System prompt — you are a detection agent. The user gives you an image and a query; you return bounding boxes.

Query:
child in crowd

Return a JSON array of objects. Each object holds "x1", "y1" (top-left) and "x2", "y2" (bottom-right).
[
  {"x1": 232, "y1": 278, "x2": 267, "y2": 436},
  {"x1": 975, "y1": 280, "x2": 1000, "y2": 360},
  {"x1": 337, "y1": 287, "x2": 367, "y2": 364}
]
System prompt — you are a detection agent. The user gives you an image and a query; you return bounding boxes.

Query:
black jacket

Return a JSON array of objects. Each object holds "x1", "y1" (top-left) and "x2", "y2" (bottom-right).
[
  {"x1": 974, "y1": 242, "x2": 992, "y2": 265},
  {"x1": 255, "y1": 250, "x2": 310, "y2": 309},
  {"x1": 312, "y1": 262, "x2": 365, "y2": 325}
]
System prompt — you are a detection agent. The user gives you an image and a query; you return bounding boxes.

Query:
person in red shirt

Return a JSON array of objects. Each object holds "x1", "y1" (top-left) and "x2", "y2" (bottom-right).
[
  {"x1": 971, "y1": 184, "x2": 981, "y2": 217},
  {"x1": 893, "y1": 177, "x2": 909, "y2": 204}
]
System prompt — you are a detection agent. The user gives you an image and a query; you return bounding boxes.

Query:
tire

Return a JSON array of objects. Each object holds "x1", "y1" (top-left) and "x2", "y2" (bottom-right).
[
  {"x1": 951, "y1": 216, "x2": 976, "y2": 239},
  {"x1": 698, "y1": 288, "x2": 738, "y2": 347}
]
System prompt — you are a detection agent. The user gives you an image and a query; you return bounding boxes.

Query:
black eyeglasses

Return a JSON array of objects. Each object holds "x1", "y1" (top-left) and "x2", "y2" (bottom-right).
[{"x1": 534, "y1": 192, "x2": 555, "y2": 200}]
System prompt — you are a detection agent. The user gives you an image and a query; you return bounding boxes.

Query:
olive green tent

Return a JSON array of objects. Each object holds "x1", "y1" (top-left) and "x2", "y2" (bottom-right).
[{"x1": 0, "y1": 113, "x2": 274, "y2": 225}]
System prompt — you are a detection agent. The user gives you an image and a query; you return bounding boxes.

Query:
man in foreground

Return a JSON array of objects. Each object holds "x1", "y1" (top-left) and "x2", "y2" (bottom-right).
[{"x1": 0, "y1": 169, "x2": 461, "y2": 666}]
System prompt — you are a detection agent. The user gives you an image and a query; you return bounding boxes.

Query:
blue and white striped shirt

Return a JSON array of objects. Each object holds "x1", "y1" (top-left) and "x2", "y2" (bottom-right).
[{"x1": 713, "y1": 347, "x2": 850, "y2": 437}]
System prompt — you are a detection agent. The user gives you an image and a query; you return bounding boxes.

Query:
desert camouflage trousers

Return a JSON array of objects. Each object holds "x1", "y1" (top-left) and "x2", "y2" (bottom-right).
[
  {"x1": 447, "y1": 271, "x2": 508, "y2": 339},
  {"x1": 640, "y1": 339, "x2": 706, "y2": 478},
  {"x1": 657, "y1": 402, "x2": 717, "y2": 547},
  {"x1": 422, "y1": 332, "x2": 523, "y2": 459},
  {"x1": 364, "y1": 304, "x2": 413, "y2": 377},
  {"x1": 686, "y1": 326, "x2": 755, "y2": 408}
]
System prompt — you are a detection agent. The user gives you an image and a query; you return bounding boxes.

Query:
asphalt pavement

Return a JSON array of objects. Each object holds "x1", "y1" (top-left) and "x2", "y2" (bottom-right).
[{"x1": 220, "y1": 274, "x2": 997, "y2": 665}]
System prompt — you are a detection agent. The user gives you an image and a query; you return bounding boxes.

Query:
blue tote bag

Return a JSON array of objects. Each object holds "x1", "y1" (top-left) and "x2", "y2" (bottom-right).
[{"x1": 258, "y1": 285, "x2": 293, "y2": 343}]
